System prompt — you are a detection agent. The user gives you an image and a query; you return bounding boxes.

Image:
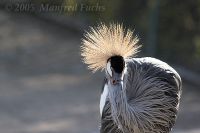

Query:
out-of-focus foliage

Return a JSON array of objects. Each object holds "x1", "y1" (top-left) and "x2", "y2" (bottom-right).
[{"x1": 157, "y1": 1, "x2": 200, "y2": 72}]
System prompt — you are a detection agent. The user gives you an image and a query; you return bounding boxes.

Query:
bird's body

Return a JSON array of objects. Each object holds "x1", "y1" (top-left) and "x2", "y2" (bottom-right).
[
  {"x1": 81, "y1": 23, "x2": 182, "y2": 133},
  {"x1": 100, "y1": 57, "x2": 181, "y2": 133}
]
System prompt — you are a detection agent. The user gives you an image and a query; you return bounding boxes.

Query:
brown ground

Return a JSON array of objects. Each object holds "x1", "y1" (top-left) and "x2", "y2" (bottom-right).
[{"x1": 0, "y1": 10, "x2": 199, "y2": 133}]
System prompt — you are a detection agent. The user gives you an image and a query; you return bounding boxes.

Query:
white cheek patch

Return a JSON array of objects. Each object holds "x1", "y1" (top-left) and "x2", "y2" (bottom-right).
[{"x1": 106, "y1": 62, "x2": 112, "y2": 77}]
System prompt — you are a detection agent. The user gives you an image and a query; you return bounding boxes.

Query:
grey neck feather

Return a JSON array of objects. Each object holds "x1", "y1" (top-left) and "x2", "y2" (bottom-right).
[{"x1": 107, "y1": 80, "x2": 137, "y2": 133}]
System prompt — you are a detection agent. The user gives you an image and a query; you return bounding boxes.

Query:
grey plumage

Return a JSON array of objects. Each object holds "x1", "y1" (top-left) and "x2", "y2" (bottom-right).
[
  {"x1": 80, "y1": 23, "x2": 182, "y2": 133},
  {"x1": 100, "y1": 57, "x2": 182, "y2": 133}
]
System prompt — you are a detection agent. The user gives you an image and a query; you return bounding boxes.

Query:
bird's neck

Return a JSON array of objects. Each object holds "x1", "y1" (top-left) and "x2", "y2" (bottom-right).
[{"x1": 107, "y1": 81, "x2": 129, "y2": 131}]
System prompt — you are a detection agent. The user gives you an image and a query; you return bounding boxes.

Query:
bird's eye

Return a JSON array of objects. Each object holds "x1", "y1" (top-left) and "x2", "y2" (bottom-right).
[{"x1": 106, "y1": 62, "x2": 112, "y2": 77}]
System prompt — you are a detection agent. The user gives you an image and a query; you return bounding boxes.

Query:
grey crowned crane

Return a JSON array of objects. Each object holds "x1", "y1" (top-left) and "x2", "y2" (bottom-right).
[{"x1": 81, "y1": 23, "x2": 182, "y2": 133}]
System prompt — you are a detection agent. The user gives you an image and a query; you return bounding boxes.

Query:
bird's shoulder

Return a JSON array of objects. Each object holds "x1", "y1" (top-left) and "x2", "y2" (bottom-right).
[{"x1": 125, "y1": 57, "x2": 182, "y2": 89}]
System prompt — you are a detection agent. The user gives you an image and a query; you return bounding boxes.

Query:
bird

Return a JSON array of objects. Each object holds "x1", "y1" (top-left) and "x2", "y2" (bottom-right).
[{"x1": 81, "y1": 23, "x2": 182, "y2": 133}]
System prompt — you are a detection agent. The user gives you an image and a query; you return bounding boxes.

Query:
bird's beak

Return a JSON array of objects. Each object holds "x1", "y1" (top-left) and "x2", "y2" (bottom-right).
[{"x1": 110, "y1": 72, "x2": 123, "y2": 85}]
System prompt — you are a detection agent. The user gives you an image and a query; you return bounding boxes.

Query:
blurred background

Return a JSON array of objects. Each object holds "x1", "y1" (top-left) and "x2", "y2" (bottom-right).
[{"x1": 0, "y1": 0, "x2": 199, "y2": 133}]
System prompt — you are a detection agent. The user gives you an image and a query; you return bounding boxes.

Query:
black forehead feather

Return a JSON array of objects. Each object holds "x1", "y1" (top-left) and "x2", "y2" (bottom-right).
[{"x1": 109, "y1": 56, "x2": 125, "y2": 73}]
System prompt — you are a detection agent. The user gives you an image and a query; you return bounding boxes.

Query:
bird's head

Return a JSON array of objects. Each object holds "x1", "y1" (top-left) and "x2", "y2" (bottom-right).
[
  {"x1": 106, "y1": 56, "x2": 125, "y2": 85},
  {"x1": 81, "y1": 23, "x2": 140, "y2": 78}
]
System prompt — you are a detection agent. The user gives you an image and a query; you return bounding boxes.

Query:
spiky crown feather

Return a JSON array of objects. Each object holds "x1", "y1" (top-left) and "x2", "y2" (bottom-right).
[{"x1": 81, "y1": 23, "x2": 141, "y2": 72}]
